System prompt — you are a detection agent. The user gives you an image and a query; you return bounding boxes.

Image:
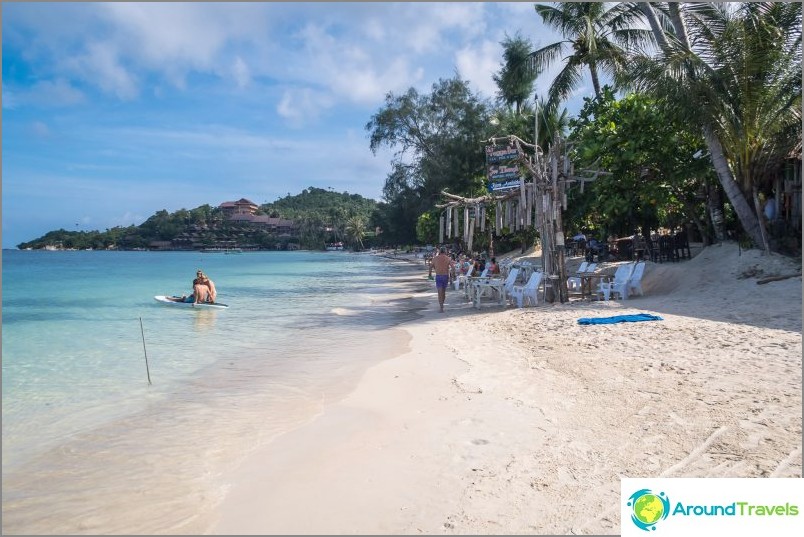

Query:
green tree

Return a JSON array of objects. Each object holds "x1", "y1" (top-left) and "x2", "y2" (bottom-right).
[
  {"x1": 415, "y1": 211, "x2": 439, "y2": 245},
  {"x1": 630, "y1": 2, "x2": 801, "y2": 250},
  {"x1": 296, "y1": 213, "x2": 326, "y2": 250},
  {"x1": 568, "y1": 88, "x2": 714, "y2": 240},
  {"x1": 493, "y1": 33, "x2": 538, "y2": 114},
  {"x1": 366, "y1": 76, "x2": 491, "y2": 244},
  {"x1": 529, "y1": 2, "x2": 652, "y2": 109},
  {"x1": 344, "y1": 215, "x2": 366, "y2": 250}
]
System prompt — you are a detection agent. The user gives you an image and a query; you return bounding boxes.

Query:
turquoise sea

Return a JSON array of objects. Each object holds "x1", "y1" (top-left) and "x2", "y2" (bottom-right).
[{"x1": 1, "y1": 249, "x2": 428, "y2": 534}]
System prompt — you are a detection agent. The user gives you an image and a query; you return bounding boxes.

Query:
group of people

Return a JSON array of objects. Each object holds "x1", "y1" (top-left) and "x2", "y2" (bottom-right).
[
  {"x1": 429, "y1": 247, "x2": 500, "y2": 313},
  {"x1": 171, "y1": 270, "x2": 217, "y2": 304}
]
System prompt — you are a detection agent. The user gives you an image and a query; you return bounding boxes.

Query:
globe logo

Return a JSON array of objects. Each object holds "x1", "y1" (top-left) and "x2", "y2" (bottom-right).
[{"x1": 627, "y1": 489, "x2": 670, "y2": 531}]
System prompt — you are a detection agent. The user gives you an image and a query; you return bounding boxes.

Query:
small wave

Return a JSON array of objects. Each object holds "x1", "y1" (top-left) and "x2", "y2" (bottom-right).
[{"x1": 330, "y1": 307, "x2": 359, "y2": 316}]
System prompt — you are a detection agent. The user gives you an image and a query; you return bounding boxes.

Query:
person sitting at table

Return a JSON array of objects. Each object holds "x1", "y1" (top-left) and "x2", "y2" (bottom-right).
[
  {"x1": 488, "y1": 257, "x2": 500, "y2": 275},
  {"x1": 585, "y1": 238, "x2": 600, "y2": 263}
]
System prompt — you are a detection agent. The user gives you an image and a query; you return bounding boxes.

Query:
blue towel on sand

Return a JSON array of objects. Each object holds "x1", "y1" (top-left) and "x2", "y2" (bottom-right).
[{"x1": 577, "y1": 313, "x2": 663, "y2": 325}]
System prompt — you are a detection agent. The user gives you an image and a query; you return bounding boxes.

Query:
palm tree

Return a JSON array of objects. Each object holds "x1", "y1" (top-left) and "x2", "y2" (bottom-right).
[
  {"x1": 493, "y1": 33, "x2": 538, "y2": 114},
  {"x1": 529, "y1": 2, "x2": 653, "y2": 110},
  {"x1": 345, "y1": 216, "x2": 366, "y2": 250},
  {"x1": 534, "y1": 96, "x2": 569, "y2": 150},
  {"x1": 297, "y1": 213, "x2": 326, "y2": 250},
  {"x1": 628, "y1": 2, "x2": 801, "y2": 251}
]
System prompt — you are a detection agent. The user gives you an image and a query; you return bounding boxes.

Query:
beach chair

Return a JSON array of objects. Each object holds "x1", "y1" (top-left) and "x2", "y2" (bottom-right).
[
  {"x1": 464, "y1": 266, "x2": 490, "y2": 299},
  {"x1": 567, "y1": 261, "x2": 596, "y2": 293},
  {"x1": 597, "y1": 263, "x2": 635, "y2": 301},
  {"x1": 502, "y1": 267, "x2": 521, "y2": 296},
  {"x1": 498, "y1": 258, "x2": 514, "y2": 278},
  {"x1": 509, "y1": 271, "x2": 543, "y2": 308},
  {"x1": 454, "y1": 265, "x2": 474, "y2": 291},
  {"x1": 471, "y1": 266, "x2": 504, "y2": 303},
  {"x1": 627, "y1": 261, "x2": 647, "y2": 297}
]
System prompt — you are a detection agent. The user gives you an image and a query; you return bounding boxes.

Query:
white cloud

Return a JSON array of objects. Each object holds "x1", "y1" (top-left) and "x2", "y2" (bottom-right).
[
  {"x1": 362, "y1": 17, "x2": 386, "y2": 42},
  {"x1": 455, "y1": 39, "x2": 501, "y2": 100},
  {"x1": 231, "y1": 57, "x2": 251, "y2": 89},
  {"x1": 4, "y1": 2, "x2": 541, "y2": 112},
  {"x1": 277, "y1": 87, "x2": 333, "y2": 127},
  {"x1": 398, "y1": 3, "x2": 487, "y2": 54},
  {"x1": 99, "y1": 3, "x2": 231, "y2": 71},
  {"x1": 65, "y1": 42, "x2": 139, "y2": 100},
  {"x1": 287, "y1": 21, "x2": 425, "y2": 106}
]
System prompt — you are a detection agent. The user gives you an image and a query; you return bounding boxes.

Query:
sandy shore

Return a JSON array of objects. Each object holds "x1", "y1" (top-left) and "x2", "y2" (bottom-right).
[{"x1": 212, "y1": 243, "x2": 801, "y2": 535}]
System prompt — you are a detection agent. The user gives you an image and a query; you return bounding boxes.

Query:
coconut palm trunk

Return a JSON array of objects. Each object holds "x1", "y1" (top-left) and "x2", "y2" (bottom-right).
[{"x1": 702, "y1": 125, "x2": 765, "y2": 248}]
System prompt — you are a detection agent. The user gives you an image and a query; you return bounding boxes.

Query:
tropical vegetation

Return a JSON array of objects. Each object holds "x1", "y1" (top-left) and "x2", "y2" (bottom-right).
[
  {"x1": 20, "y1": 3, "x2": 801, "y2": 257},
  {"x1": 366, "y1": 1, "x2": 801, "y2": 256},
  {"x1": 18, "y1": 188, "x2": 378, "y2": 251}
]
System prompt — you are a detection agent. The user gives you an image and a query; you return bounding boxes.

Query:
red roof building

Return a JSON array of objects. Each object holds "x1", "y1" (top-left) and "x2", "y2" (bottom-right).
[{"x1": 219, "y1": 198, "x2": 259, "y2": 217}]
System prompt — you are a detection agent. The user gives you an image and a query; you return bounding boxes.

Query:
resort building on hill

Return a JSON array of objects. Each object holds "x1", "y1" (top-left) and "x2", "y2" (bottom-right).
[
  {"x1": 219, "y1": 198, "x2": 259, "y2": 217},
  {"x1": 218, "y1": 198, "x2": 295, "y2": 234}
]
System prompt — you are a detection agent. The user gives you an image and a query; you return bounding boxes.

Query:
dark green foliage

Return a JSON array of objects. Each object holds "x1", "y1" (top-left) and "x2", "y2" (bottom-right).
[
  {"x1": 260, "y1": 187, "x2": 376, "y2": 222},
  {"x1": 260, "y1": 187, "x2": 377, "y2": 250},
  {"x1": 493, "y1": 33, "x2": 538, "y2": 114},
  {"x1": 365, "y1": 76, "x2": 493, "y2": 245},
  {"x1": 567, "y1": 88, "x2": 714, "y2": 240}
]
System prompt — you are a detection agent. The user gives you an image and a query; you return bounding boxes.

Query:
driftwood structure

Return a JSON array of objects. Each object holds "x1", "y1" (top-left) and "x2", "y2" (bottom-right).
[{"x1": 437, "y1": 134, "x2": 602, "y2": 303}]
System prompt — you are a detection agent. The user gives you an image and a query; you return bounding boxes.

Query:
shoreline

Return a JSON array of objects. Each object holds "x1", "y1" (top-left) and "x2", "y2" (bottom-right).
[
  {"x1": 212, "y1": 243, "x2": 802, "y2": 534},
  {"x1": 0, "y1": 252, "x2": 434, "y2": 536}
]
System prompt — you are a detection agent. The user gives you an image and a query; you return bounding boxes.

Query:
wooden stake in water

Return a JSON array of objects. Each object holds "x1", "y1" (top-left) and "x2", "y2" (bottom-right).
[{"x1": 139, "y1": 317, "x2": 152, "y2": 385}]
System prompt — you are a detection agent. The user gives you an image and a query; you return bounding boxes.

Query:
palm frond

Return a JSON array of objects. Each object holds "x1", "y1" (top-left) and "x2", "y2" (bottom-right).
[
  {"x1": 547, "y1": 58, "x2": 585, "y2": 111},
  {"x1": 528, "y1": 41, "x2": 567, "y2": 75},
  {"x1": 534, "y1": 3, "x2": 581, "y2": 36},
  {"x1": 611, "y1": 28, "x2": 657, "y2": 54}
]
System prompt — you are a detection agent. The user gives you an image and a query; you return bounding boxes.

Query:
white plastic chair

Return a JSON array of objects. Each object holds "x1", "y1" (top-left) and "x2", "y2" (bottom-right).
[
  {"x1": 509, "y1": 271, "x2": 543, "y2": 308},
  {"x1": 464, "y1": 266, "x2": 490, "y2": 298},
  {"x1": 567, "y1": 261, "x2": 597, "y2": 292},
  {"x1": 502, "y1": 267, "x2": 521, "y2": 296},
  {"x1": 627, "y1": 261, "x2": 646, "y2": 297},
  {"x1": 454, "y1": 265, "x2": 474, "y2": 291},
  {"x1": 597, "y1": 263, "x2": 635, "y2": 301},
  {"x1": 498, "y1": 259, "x2": 514, "y2": 278}
]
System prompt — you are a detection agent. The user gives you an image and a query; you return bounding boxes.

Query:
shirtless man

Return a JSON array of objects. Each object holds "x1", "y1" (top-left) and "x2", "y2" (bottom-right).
[
  {"x1": 431, "y1": 247, "x2": 452, "y2": 313},
  {"x1": 197, "y1": 271, "x2": 217, "y2": 303}
]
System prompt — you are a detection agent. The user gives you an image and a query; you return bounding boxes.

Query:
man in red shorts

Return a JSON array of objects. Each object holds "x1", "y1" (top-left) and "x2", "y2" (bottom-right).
[{"x1": 431, "y1": 247, "x2": 452, "y2": 313}]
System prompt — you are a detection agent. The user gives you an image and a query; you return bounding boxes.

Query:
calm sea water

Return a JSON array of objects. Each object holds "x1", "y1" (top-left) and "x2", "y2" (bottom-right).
[{"x1": 1, "y1": 249, "x2": 429, "y2": 534}]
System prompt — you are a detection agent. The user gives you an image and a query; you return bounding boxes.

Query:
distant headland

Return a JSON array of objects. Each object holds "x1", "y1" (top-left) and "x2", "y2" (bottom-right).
[{"x1": 17, "y1": 187, "x2": 379, "y2": 252}]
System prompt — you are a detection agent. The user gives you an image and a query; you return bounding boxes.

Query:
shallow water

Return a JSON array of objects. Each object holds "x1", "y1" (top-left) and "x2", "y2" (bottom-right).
[{"x1": 1, "y1": 249, "x2": 429, "y2": 534}]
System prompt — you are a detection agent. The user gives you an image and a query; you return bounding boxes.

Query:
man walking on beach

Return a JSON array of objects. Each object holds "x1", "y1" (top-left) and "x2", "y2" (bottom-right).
[{"x1": 432, "y1": 247, "x2": 452, "y2": 313}]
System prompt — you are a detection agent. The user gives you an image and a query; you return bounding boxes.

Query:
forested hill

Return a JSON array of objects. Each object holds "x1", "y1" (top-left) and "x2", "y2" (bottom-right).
[
  {"x1": 16, "y1": 187, "x2": 379, "y2": 250},
  {"x1": 261, "y1": 187, "x2": 377, "y2": 221}
]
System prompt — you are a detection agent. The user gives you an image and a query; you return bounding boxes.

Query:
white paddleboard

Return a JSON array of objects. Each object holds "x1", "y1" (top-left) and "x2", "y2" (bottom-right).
[{"x1": 154, "y1": 295, "x2": 229, "y2": 309}]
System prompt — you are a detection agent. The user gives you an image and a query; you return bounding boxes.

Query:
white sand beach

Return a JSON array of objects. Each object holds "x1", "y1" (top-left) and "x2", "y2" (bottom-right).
[{"x1": 212, "y1": 243, "x2": 801, "y2": 535}]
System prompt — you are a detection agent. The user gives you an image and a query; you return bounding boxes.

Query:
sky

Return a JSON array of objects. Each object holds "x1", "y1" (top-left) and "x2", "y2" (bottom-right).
[{"x1": 2, "y1": 2, "x2": 598, "y2": 248}]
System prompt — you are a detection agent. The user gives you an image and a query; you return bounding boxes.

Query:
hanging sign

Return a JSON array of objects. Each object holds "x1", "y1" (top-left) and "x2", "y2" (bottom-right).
[
  {"x1": 485, "y1": 144, "x2": 521, "y2": 192},
  {"x1": 485, "y1": 145, "x2": 519, "y2": 164},
  {"x1": 488, "y1": 179, "x2": 521, "y2": 192}
]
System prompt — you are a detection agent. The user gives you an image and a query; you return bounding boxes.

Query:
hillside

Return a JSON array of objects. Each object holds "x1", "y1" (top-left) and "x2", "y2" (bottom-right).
[
  {"x1": 260, "y1": 187, "x2": 376, "y2": 222},
  {"x1": 17, "y1": 188, "x2": 379, "y2": 251}
]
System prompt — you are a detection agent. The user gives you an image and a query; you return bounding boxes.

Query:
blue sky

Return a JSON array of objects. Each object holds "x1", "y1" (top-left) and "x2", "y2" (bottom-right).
[{"x1": 2, "y1": 2, "x2": 596, "y2": 248}]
